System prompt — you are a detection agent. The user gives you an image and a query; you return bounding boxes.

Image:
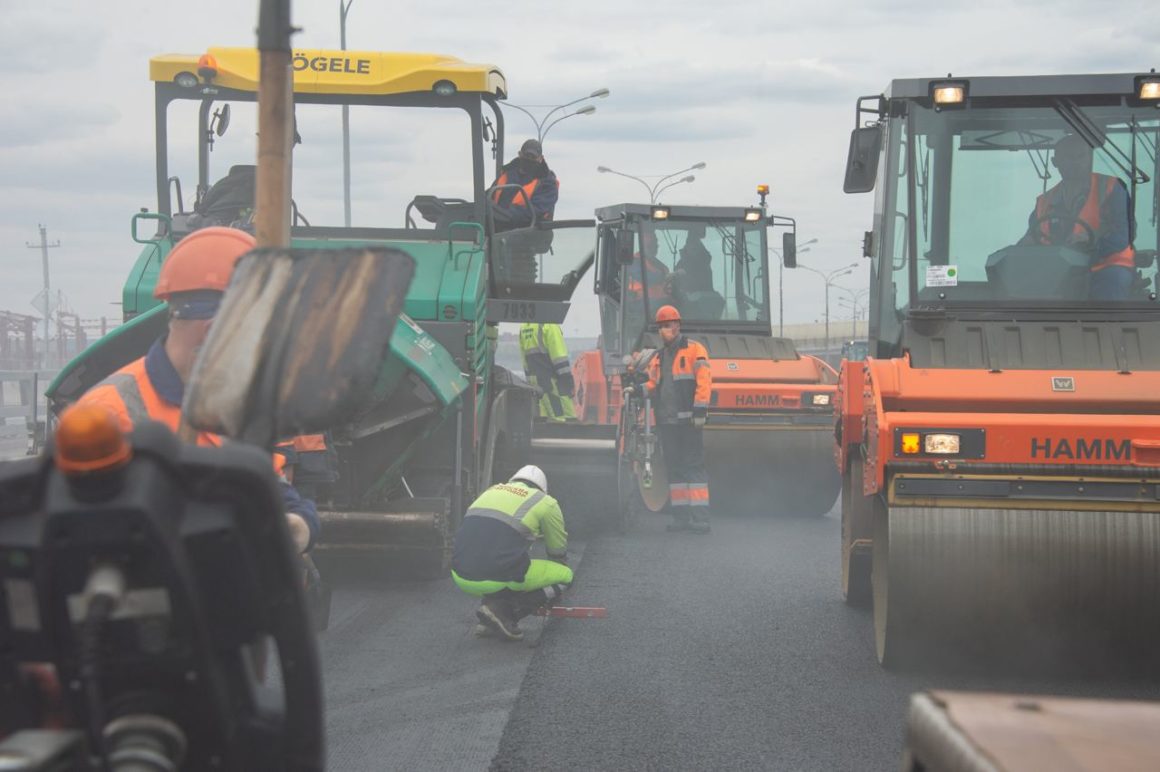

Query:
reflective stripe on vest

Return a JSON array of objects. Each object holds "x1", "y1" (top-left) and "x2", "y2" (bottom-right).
[
  {"x1": 492, "y1": 172, "x2": 539, "y2": 208},
  {"x1": 464, "y1": 489, "x2": 546, "y2": 541},
  {"x1": 1035, "y1": 174, "x2": 1135, "y2": 271}
]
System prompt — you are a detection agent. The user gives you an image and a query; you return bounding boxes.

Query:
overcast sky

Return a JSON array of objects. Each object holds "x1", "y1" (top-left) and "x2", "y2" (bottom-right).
[{"x1": 3, "y1": 0, "x2": 1158, "y2": 337}]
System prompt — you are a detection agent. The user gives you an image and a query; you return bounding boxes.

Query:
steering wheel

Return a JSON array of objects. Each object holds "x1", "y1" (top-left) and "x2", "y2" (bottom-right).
[{"x1": 1026, "y1": 212, "x2": 1097, "y2": 253}]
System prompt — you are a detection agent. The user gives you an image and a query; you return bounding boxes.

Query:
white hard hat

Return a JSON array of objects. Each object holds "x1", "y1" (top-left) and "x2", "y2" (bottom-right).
[{"x1": 510, "y1": 465, "x2": 548, "y2": 493}]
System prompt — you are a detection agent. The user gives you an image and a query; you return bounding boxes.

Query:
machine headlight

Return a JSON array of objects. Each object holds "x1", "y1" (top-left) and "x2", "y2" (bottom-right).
[
  {"x1": 1138, "y1": 77, "x2": 1160, "y2": 101},
  {"x1": 744, "y1": 208, "x2": 763, "y2": 222},
  {"x1": 174, "y1": 71, "x2": 199, "y2": 89},
  {"x1": 811, "y1": 393, "x2": 832, "y2": 406},
  {"x1": 433, "y1": 80, "x2": 458, "y2": 96},
  {"x1": 930, "y1": 81, "x2": 967, "y2": 106},
  {"x1": 924, "y1": 433, "x2": 961, "y2": 454},
  {"x1": 650, "y1": 206, "x2": 670, "y2": 221}
]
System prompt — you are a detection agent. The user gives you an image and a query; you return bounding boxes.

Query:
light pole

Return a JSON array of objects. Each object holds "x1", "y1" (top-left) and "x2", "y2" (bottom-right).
[
  {"x1": 797, "y1": 261, "x2": 858, "y2": 355},
  {"x1": 834, "y1": 286, "x2": 870, "y2": 338},
  {"x1": 596, "y1": 162, "x2": 707, "y2": 203},
  {"x1": 504, "y1": 88, "x2": 609, "y2": 144},
  {"x1": 773, "y1": 237, "x2": 817, "y2": 337},
  {"x1": 340, "y1": 0, "x2": 354, "y2": 227}
]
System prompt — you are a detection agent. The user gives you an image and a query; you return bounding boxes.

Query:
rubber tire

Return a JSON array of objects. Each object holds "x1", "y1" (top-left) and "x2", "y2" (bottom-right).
[{"x1": 841, "y1": 461, "x2": 872, "y2": 608}]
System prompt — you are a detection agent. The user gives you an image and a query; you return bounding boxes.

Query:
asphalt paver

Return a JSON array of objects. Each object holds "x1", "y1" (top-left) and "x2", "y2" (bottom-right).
[{"x1": 491, "y1": 511, "x2": 1160, "y2": 771}]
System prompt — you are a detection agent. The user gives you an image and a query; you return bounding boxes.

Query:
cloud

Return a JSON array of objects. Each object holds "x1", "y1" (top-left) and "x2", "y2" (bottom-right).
[{"x1": 0, "y1": 101, "x2": 121, "y2": 149}]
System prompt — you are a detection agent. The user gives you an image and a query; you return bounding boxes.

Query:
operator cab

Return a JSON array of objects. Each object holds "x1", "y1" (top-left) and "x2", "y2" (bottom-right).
[
  {"x1": 843, "y1": 72, "x2": 1160, "y2": 365},
  {"x1": 594, "y1": 203, "x2": 797, "y2": 374}
]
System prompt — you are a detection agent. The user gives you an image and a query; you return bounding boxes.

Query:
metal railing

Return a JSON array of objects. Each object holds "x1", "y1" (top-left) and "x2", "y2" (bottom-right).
[{"x1": 0, "y1": 370, "x2": 56, "y2": 459}]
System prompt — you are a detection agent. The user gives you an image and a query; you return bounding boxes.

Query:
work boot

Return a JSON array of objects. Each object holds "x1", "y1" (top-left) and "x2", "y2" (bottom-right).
[
  {"x1": 510, "y1": 588, "x2": 552, "y2": 623},
  {"x1": 688, "y1": 511, "x2": 711, "y2": 535},
  {"x1": 476, "y1": 597, "x2": 524, "y2": 642}
]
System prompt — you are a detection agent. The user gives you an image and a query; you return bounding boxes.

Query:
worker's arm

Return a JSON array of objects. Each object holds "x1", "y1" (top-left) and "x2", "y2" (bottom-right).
[
  {"x1": 531, "y1": 174, "x2": 559, "y2": 221},
  {"x1": 692, "y1": 347, "x2": 711, "y2": 424},
  {"x1": 1097, "y1": 181, "x2": 1132, "y2": 258},
  {"x1": 536, "y1": 497, "x2": 569, "y2": 560},
  {"x1": 544, "y1": 325, "x2": 575, "y2": 396}
]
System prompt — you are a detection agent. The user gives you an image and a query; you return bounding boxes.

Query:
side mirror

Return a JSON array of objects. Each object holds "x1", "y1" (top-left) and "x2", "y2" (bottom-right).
[
  {"x1": 782, "y1": 233, "x2": 797, "y2": 268},
  {"x1": 213, "y1": 104, "x2": 231, "y2": 137},
  {"x1": 616, "y1": 229, "x2": 636, "y2": 265},
  {"x1": 843, "y1": 126, "x2": 882, "y2": 194}
]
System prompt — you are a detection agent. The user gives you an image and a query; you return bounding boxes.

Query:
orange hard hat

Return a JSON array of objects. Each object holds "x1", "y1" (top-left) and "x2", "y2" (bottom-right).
[
  {"x1": 655, "y1": 305, "x2": 681, "y2": 323},
  {"x1": 154, "y1": 227, "x2": 256, "y2": 300}
]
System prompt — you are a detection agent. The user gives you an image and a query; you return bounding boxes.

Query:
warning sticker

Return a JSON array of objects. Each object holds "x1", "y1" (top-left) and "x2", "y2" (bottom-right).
[{"x1": 926, "y1": 265, "x2": 959, "y2": 287}]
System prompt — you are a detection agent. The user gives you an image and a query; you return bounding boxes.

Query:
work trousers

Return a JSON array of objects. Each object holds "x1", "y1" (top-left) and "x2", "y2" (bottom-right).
[{"x1": 656, "y1": 422, "x2": 710, "y2": 523}]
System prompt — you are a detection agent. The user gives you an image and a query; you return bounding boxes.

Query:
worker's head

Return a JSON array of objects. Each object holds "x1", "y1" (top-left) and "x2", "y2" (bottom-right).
[
  {"x1": 154, "y1": 226, "x2": 256, "y2": 381},
  {"x1": 510, "y1": 464, "x2": 548, "y2": 493},
  {"x1": 655, "y1": 304, "x2": 681, "y2": 343},
  {"x1": 1052, "y1": 134, "x2": 1094, "y2": 183},
  {"x1": 685, "y1": 223, "x2": 706, "y2": 240},
  {"x1": 517, "y1": 139, "x2": 544, "y2": 175}
]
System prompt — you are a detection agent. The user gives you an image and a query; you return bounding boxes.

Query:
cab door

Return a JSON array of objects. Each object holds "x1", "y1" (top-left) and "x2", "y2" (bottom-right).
[{"x1": 485, "y1": 219, "x2": 595, "y2": 324}]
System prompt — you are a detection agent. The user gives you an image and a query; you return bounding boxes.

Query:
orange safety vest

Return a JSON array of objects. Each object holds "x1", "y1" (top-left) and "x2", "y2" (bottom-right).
[
  {"x1": 492, "y1": 171, "x2": 540, "y2": 209},
  {"x1": 645, "y1": 336, "x2": 712, "y2": 424},
  {"x1": 78, "y1": 356, "x2": 287, "y2": 475},
  {"x1": 1035, "y1": 173, "x2": 1135, "y2": 271},
  {"x1": 627, "y1": 253, "x2": 671, "y2": 302}
]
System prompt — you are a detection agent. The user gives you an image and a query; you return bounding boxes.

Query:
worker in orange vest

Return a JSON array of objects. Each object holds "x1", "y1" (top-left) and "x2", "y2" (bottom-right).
[
  {"x1": 1024, "y1": 134, "x2": 1136, "y2": 300},
  {"x1": 489, "y1": 139, "x2": 559, "y2": 231},
  {"x1": 625, "y1": 305, "x2": 713, "y2": 534},
  {"x1": 77, "y1": 227, "x2": 319, "y2": 553}
]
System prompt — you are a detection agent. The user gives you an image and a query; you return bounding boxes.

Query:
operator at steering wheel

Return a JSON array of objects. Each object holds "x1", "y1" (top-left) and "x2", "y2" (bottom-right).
[{"x1": 1019, "y1": 134, "x2": 1136, "y2": 300}]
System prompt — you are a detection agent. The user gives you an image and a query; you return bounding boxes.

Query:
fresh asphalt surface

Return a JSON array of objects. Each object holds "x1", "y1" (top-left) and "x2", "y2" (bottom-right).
[{"x1": 320, "y1": 503, "x2": 1160, "y2": 772}]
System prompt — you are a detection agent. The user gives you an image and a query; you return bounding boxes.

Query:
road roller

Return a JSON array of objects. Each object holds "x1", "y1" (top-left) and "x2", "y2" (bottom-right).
[
  {"x1": 574, "y1": 201, "x2": 842, "y2": 520},
  {"x1": 835, "y1": 71, "x2": 1160, "y2": 667}
]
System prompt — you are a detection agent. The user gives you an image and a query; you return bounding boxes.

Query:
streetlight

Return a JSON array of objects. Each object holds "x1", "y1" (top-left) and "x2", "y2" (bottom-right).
[
  {"x1": 772, "y1": 237, "x2": 817, "y2": 337},
  {"x1": 835, "y1": 285, "x2": 870, "y2": 339},
  {"x1": 597, "y1": 162, "x2": 707, "y2": 203},
  {"x1": 340, "y1": 0, "x2": 355, "y2": 227},
  {"x1": 504, "y1": 88, "x2": 610, "y2": 144},
  {"x1": 797, "y1": 261, "x2": 858, "y2": 355}
]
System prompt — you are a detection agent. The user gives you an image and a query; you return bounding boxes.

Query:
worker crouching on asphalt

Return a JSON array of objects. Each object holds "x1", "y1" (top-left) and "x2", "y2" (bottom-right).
[
  {"x1": 628, "y1": 305, "x2": 712, "y2": 534},
  {"x1": 77, "y1": 226, "x2": 320, "y2": 554},
  {"x1": 450, "y1": 465, "x2": 572, "y2": 641}
]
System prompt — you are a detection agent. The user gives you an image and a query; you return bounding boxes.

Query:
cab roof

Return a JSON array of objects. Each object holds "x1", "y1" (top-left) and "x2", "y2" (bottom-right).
[
  {"x1": 150, "y1": 48, "x2": 507, "y2": 98},
  {"x1": 596, "y1": 203, "x2": 761, "y2": 222},
  {"x1": 886, "y1": 72, "x2": 1148, "y2": 100}
]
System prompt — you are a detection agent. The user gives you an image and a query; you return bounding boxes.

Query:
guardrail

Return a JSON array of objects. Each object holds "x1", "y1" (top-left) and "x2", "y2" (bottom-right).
[{"x1": 0, "y1": 370, "x2": 56, "y2": 458}]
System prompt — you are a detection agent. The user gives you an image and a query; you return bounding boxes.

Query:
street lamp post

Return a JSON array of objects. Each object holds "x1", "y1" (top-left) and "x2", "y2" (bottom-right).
[
  {"x1": 596, "y1": 162, "x2": 707, "y2": 203},
  {"x1": 504, "y1": 88, "x2": 610, "y2": 144},
  {"x1": 797, "y1": 261, "x2": 858, "y2": 355},
  {"x1": 834, "y1": 286, "x2": 870, "y2": 338},
  {"x1": 773, "y1": 238, "x2": 817, "y2": 337},
  {"x1": 340, "y1": 0, "x2": 354, "y2": 227}
]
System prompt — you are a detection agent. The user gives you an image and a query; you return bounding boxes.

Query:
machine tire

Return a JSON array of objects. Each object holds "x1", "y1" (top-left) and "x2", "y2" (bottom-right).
[
  {"x1": 841, "y1": 461, "x2": 872, "y2": 608},
  {"x1": 871, "y1": 495, "x2": 907, "y2": 668}
]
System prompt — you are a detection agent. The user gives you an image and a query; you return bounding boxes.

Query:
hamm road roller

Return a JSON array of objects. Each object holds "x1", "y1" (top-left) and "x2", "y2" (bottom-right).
[
  {"x1": 573, "y1": 201, "x2": 842, "y2": 519},
  {"x1": 835, "y1": 71, "x2": 1160, "y2": 667}
]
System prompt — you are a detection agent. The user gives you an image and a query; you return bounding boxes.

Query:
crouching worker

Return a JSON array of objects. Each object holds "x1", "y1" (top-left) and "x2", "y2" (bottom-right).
[{"x1": 451, "y1": 465, "x2": 572, "y2": 641}]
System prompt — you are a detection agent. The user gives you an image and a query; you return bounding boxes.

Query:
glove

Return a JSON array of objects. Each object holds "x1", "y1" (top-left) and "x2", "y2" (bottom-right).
[
  {"x1": 286, "y1": 512, "x2": 311, "y2": 554},
  {"x1": 693, "y1": 416, "x2": 706, "y2": 428},
  {"x1": 622, "y1": 385, "x2": 636, "y2": 398}
]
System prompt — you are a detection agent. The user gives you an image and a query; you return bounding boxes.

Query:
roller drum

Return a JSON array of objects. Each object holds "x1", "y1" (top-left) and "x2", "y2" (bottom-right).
[
  {"x1": 874, "y1": 505, "x2": 1160, "y2": 668},
  {"x1": 704, "y1": 427, "x2": 840, "y2": 516}
]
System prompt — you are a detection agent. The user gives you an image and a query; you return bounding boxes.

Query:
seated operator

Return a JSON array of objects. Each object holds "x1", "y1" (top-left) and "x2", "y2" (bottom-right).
[{"x1": 1020, "y1": 134, "x2": 1136, "y2": 301}]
